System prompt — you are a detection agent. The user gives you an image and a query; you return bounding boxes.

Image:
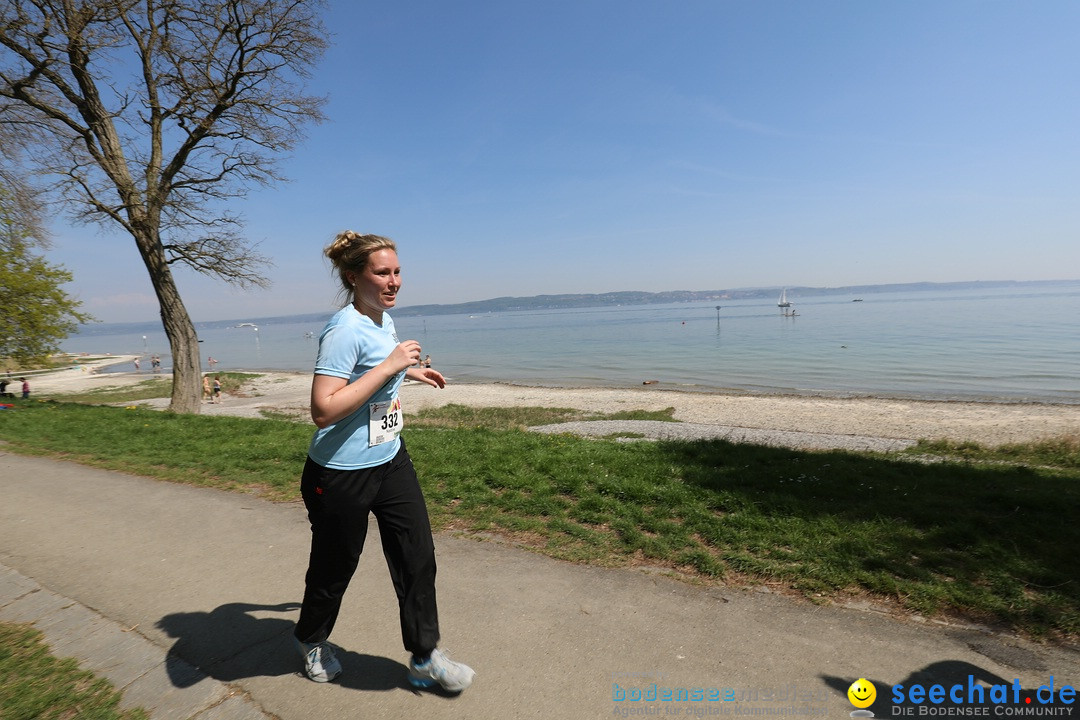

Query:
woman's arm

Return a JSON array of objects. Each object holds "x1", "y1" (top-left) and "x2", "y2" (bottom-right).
[{"x1": 310, "y1": 339, "x2": 422, "y2": 428}]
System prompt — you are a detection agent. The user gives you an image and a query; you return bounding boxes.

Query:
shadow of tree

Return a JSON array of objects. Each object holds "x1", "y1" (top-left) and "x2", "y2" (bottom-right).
[
  {"x1": 823, "y1": 659, "x2": 1076, "y2": 718},
  {"x1": 648, "y1": 438, "x2": 1079, "y2": 630}
]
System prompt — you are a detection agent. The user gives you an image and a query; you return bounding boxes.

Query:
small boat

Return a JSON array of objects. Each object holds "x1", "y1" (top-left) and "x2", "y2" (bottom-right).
[
  {"x1": 234, "y1": 322, "x2": 258, "y2": 329},
  {"x1": 852, "y1": 298, "x2": 863, "y2": 302},
  {"x1": 778, "y1": 289, "x2": 792, "y2": 308}
]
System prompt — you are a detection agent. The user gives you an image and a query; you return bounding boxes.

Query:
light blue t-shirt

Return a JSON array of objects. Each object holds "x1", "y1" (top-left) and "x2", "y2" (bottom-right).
[{"x1": 307, "y1": 305, "x2": 406, "y2": 470}]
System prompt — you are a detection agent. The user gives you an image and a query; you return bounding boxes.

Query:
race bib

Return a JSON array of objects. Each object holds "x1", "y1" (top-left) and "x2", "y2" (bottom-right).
[{"x1": 369, "y1": 396, "x2": 403, "y2": 447}]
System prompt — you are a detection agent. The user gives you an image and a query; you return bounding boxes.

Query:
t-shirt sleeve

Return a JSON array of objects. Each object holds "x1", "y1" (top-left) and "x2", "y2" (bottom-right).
[{"x1": 313, "y1": 322, "x2": 359, "y2": 380}]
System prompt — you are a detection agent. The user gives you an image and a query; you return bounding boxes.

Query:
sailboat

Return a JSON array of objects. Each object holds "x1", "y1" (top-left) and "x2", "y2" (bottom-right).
[{"x1": 777, "y1": 289, "x2": 791, "y2": 308}]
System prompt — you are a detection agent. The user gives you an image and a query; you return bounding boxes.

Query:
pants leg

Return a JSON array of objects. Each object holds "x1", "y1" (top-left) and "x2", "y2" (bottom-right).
[
  {"x1": 371, "y1": 441, "x2": 441, "y2": 657},
  {"x1": 295, "y1": 457, "x2": 378, "y2": 644}
]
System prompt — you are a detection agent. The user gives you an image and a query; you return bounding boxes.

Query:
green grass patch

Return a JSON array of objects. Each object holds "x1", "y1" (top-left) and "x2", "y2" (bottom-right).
[
  {"x1": 0, "y1": 622, "x2": 149, "y2": 720},
  {"x1": 48, "y1": 377, "x2": 174, "y2": 404},
  {"x1": 408, "y1": 403, "x2": 677, "y2": 430},
  {"x1": 211, "y1": 372, "x2": 265, "y2": 396},
  {"x1": 47, "y1": 372, "x2": 261, "y2": 405},
  {"x1": 0, "y1": 402, "x2": 1077, "y2": 637},
  {"x1": 2, "y1": 354, "x2": 91, "y2": 373},
  {"x1": 909, "y1": 435, "x2": 1080, "y2": 469}
]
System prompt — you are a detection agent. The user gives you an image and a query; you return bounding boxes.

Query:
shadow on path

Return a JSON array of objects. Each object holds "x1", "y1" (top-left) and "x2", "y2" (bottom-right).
[
  {"x1": 156, "y1": 600, "x2": 413, "y2": 693},
  {"x1": 823, "y1": 659, "x2": 1075, "y2": 719}
]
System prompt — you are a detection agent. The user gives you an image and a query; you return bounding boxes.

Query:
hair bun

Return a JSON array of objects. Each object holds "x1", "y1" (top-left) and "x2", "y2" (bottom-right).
[{"x1": 326, "y1": 230, "x2": 361, "y2": 262}]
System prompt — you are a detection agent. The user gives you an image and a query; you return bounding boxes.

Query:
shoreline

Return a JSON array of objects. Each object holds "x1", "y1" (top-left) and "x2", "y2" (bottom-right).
[
  {"x1": 26, "y1": 364, "x2": 1080, "y2": 447},
  {"x1": 448, "y1": 377, "x2": 1080, "y2": 407},
  {"x1": 76, "y1": 365, "x2": 1080, "y2": 407}
]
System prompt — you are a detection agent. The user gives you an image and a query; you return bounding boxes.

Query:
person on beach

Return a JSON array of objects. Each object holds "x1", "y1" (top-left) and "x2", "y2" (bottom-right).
[
  {"x1": 292, "y1": 231, "x2": 474, "y2": 692},
  {"x1": 202, "y1": 375, "x2": 212, "y2": 403},
  {"x1": 20, "y1": 377, "x2": 29, "y2": 399},
  {"x1": 423, "y1": 354, "x2": 432, "y2": 369},
  {"x1": 213, "y1": 376, "x2": 222, "y2": 403}
]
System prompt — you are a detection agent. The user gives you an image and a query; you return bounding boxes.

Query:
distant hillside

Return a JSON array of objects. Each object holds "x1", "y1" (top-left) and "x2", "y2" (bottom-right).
[
  {"x1": 394, "y1": 290, "x2": 725, "y2": 316},
  {"x1": 390, "y1": 279, "x2": 1072, "y2": 317},
  {"x1": 75, "y1": 279, "x2": 1077, "y2": 333}
]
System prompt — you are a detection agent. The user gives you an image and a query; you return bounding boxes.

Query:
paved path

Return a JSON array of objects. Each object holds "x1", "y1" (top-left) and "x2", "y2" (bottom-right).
[{"x1": 1, "y1": 452, "x2": 1077, "y2": 719}]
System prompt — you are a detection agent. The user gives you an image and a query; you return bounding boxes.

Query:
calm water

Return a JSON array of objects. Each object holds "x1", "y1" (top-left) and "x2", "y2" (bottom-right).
[{"x1": 62, "y1": 283, "x2": 1080, "y2": 404}]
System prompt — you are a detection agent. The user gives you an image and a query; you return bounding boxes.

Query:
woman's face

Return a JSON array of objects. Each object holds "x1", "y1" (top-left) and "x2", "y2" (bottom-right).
[{"x1": 348, "y1": 248, "x2": 401, "y2": 319}]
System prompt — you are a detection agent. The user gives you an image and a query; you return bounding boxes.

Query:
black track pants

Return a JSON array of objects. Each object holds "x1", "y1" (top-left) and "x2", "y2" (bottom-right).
[{"x1": 294, "y1": 440, "x2": 440, "y2": 656}]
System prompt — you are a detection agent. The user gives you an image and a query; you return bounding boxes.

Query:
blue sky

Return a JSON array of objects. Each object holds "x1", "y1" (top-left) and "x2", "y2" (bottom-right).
[{"x1": 49, "y1": 0, "x2": 1080, "y2": 323}]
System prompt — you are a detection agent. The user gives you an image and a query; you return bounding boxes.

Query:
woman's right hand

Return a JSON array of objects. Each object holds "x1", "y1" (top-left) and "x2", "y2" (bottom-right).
[{"x1": 386, "y1": 340, "x2": 422, "y2": 374}]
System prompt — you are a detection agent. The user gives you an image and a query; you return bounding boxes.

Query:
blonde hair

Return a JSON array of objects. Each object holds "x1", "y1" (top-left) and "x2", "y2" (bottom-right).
[{"x1": 325, "y1": 231, "x2": 397, "y2": 300}]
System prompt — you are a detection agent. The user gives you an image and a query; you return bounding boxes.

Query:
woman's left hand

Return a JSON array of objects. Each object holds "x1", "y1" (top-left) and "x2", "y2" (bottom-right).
[{"x1": 408, "y1": 367, "x2": 446, "y2": 389}]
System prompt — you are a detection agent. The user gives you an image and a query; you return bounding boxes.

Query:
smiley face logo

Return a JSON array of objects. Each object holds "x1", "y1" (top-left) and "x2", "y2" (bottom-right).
[{"x1": 848, "y1": 678, "x2": 876, "y2": 708}]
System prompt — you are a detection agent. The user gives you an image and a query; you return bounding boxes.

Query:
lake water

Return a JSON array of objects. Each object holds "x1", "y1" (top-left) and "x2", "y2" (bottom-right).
[{"x1": 62, "y1": 282, "x2": 1080, "y2": 404}]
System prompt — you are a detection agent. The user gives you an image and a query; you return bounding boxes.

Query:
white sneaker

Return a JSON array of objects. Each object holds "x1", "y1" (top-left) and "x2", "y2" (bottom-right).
[
  {"x1": 296, "y1": 638, "x2": 342, "y2": 683},
  {"x1": 408, "y1": 648, "x2": 475, "y2": 692}
]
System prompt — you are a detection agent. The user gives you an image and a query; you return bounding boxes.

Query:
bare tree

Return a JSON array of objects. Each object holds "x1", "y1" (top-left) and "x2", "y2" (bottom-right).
[
  {"x1": 0, "y1": 124, "x2": 48, "y2": 247},
  {"x1": 0, "y1": 0, "x2": 327, "y2": 412}
]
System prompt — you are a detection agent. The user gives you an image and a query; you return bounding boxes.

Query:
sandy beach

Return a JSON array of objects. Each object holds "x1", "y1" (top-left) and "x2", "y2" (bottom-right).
[{"x1": 23, "y1": 356, "x2": 1080, "y2": 447}]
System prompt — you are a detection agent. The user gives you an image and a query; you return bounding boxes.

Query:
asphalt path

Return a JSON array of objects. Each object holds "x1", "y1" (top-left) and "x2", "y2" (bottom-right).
[{"x1": 1, "y1": 452, "x2": 1077, "y2": 719}]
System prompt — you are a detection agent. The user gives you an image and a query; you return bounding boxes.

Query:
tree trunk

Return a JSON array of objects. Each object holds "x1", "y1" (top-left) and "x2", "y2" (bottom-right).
[
  {"x1": 133, "y1": 227, "x2": 202, "y2": 413},
  {"x1": 158, "y1": 276, "x2": 202, "y2": 414}
]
